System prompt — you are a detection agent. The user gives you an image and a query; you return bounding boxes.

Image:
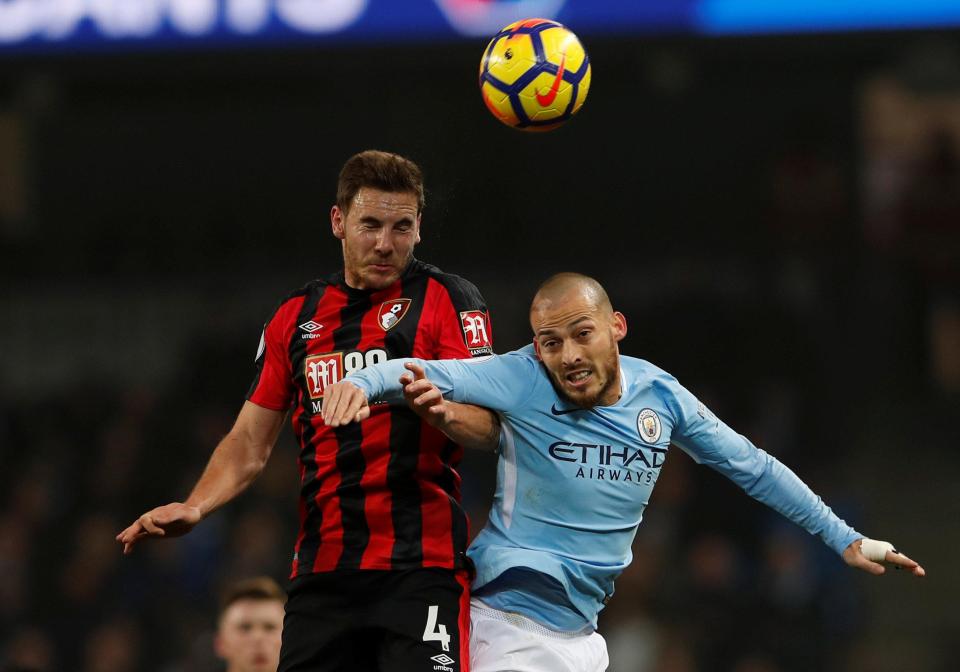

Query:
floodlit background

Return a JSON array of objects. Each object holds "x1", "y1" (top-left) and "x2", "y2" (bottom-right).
[{"x1": 1, "y1": 2, "x2": 958, "y2": 671}]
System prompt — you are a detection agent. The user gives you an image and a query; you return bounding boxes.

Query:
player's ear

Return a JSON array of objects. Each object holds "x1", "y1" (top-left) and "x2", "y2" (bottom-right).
[
  {"x1": 532, "y1": 338, "x2": 543, "y2": 360},
  {"x1": 331, "y1": 205, "x2": 346, "y2": 240},
  {"x1": 414, "y1": 213, "x2": 422, "y2": 244},
  {"x1": 611, "y1": 311, "x2": 627, "y2": 342}
]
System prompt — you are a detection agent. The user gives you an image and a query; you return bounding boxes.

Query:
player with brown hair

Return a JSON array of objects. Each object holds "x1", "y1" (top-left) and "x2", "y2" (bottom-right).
[
  {"x1": 118, "y1": 150, "x2": 500, "y2": 672},
  {"x1": 216, "y1": 577, "x2": 286, "y2": 672}
]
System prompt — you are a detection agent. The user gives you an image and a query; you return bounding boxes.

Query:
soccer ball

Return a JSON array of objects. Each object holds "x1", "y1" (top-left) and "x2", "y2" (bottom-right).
[{"x1": 479, "y1": 18, "x2": 591, "y2": 132}]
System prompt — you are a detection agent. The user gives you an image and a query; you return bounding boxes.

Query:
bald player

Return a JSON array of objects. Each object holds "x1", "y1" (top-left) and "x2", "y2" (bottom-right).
[{"x1": 322, "y1": 272, "x2": 925, "y2": 672}]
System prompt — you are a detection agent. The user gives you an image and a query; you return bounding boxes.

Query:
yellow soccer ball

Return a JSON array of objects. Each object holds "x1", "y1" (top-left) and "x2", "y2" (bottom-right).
[{"x1": 479, "y1": 18, "x2": 591, "y2": 131}]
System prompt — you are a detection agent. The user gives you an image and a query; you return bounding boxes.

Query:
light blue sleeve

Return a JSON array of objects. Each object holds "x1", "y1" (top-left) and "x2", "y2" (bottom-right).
[
  {"x1": 345, "y1": 350, "x2": 541, "y2": 413},
  {"x1": 664, "y1": 379, "x2": 861, "y2": 556}
]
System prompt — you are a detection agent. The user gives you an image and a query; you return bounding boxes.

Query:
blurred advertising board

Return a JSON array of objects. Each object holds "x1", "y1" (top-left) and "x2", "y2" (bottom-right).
[{"x1": 0, "y1": 0, "x2": 958, "y2": 53}]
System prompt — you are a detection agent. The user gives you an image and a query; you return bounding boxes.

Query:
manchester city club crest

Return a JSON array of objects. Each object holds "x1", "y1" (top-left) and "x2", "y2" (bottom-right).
[
  {"x1": 377, "y1": 298, "x2": 411, "y2": 331},
  {"x1": 637, "y1": 408, "x2": 662, "y2": 444}
]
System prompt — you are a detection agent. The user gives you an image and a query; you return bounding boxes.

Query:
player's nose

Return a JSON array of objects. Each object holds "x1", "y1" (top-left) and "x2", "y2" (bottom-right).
[
  {"x1": 561, "y1": 340, "x2": 582, "y2": 366},
  {"x1": 373, "y1": 229, "x2": 394, "y2": 254}
]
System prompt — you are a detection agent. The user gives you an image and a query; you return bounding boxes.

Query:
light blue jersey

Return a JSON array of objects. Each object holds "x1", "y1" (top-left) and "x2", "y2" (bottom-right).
[{"x1": 347, "y1": 345, "x2": 861, "y2": 631}]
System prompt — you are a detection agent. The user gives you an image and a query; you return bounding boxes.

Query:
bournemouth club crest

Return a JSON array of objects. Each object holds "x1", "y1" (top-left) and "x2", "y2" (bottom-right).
[{"x1": 378, "y1": 299, "x2": 411, "y2": 331}]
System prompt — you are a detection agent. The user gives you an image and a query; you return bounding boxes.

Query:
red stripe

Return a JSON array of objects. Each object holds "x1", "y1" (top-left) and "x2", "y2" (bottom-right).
[
  {"x1": 301, "y1": 286, "x2": 348, "y2": 574},
  {"x1": 358, "y1": 408, "x2": 393, "y2": 568},
  {"x1": 251, "y1": 295, "x2": 306, "y2": 411},
  {"x1": 414, "y1": 279, "x2": 446, "y2": 359},
  {"x1": 358, "y1": 286, "x2": 401, "y2": 567},
  {"x1": 456, "y1": 570, "x2": 471, "y2": 672}
]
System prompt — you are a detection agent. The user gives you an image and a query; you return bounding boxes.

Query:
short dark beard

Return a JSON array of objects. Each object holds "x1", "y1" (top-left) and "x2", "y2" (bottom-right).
[{"x1": 542, "y1": 350, "x2": 621, "y2": 409}]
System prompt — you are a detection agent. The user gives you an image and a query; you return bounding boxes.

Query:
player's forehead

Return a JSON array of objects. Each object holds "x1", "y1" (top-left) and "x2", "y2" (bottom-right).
[
  {"x1": 219, "y1": 599, "x2": 284, "y2": 628},
  {"x1": 531, "y1": 293, "x2": 603, "y2": 335},
  {"x1": 347, "y1": 187, "x2": 419, "y2": 221}
]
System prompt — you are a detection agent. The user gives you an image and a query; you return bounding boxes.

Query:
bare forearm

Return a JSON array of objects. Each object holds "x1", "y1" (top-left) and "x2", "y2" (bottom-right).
[
  {"x1": 185, "y1": 402, "x2": 284, "y2": 518},
  {"x1": 437, "y1": 401, "x2": 500, "y2": 452},
  {"x1": 185, "y1": 432, "x2": 269, "y2": 518}
]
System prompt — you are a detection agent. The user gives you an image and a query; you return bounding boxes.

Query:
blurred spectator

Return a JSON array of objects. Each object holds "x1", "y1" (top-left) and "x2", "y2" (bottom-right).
[
  {"x1": 1, "y1": 626, "x2": 55, "y2": 672},
  {"x1": 82, "y1": 618, "x2": 141, "y2": 672},
  {"x1": 214, "y1": 577, "x2": 285, "y2": 672}
]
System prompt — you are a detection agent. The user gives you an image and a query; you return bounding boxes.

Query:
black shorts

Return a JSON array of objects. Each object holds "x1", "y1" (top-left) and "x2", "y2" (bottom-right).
[{"x1": 279, "y1": 568, "x2": 470, "y2": 672}]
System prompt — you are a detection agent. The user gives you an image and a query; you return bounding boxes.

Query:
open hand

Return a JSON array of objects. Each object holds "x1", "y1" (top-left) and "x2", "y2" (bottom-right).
[
  {"x1": 843, "y1": 538, "x2": 926, "y2": 577},
  {"x1": 321, "y1": 381, "x2": 371, "y2": 427},
  {"x1": 116, "y1": 502, "x2": 202, "y2": 555},
  {"x1": 400, "y1": 362, "x2": 451, "y2": 429}
]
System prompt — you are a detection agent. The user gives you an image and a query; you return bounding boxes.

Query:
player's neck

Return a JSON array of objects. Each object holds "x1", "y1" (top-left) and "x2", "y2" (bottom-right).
[{"x1": 596, "y1": 364, "x2": 623, "y2": 406}]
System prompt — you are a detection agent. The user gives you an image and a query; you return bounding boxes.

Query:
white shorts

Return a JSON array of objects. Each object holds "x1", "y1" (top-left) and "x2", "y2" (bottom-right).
[{"x1": 469, "y1": 598, "x2": 609, "y2": 672}]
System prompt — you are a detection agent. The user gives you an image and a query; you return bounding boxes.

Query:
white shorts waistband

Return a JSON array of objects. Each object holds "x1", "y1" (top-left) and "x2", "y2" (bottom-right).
[{"x1": 470, "y1": 598, "x2": 595, "y2": 640}]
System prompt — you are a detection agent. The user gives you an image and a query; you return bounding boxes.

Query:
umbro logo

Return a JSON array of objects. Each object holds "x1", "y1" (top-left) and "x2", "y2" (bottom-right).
[
  {"x1": 550, "y1": 404, "x2": 581, "y2": 416},
  {"x1": 299, "y1": 320, "x2": 325, "y2": 340},
  {"x1": 299, "y1": 320, "x2": 324, "y2": 332},
  {"x1": 430, "y1": 653, "x2": 456, "y2": 670}
]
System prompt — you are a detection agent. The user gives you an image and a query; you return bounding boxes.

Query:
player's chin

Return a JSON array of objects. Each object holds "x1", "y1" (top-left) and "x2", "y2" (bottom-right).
[
  {"x1": 559, "y1": 384, "x2": 603, "y2": 408},
  {"x1": 247, "y1": 654, "x2": 274, "y2": 671},
  {"x1": 361, "y1": 267, "x2": 400, "y2": 290}
]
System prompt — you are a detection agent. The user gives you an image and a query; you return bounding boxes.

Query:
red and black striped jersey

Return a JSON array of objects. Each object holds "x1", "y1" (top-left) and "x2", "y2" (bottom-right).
[{"x1": 247, "y1": 259, "x2": 493, "y2": 577}]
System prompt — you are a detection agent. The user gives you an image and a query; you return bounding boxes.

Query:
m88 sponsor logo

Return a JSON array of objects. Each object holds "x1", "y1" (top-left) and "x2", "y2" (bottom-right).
[{"x1": 305, "y1": 348, "x2": 386, "y2": 412}]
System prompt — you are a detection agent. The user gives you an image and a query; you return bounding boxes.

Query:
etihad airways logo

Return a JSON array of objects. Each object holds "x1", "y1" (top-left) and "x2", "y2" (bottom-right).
[
  {"x1": 548, "y1": 441, "x2": 667, "y2": 470},
  {"x1": 549, "y1": 440, "x2": 665, "y2": 486}
]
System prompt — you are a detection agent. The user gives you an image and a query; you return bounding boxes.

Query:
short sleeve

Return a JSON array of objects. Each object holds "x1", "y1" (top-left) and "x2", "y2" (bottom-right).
[
  {"x1": 246, "y1": 302, "x2": 297, "y2": 411},
  {"x1": 349, "y1": 350, "x2": 540, "y2": 413},
  {"x1": 426, "y1": 275, "x2": 493, "y2": 359}
]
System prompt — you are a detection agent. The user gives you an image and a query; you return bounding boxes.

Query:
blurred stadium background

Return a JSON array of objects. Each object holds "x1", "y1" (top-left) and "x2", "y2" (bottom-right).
[{"x1": 1, "y1": 1, "x2": 958, "y2": 671}]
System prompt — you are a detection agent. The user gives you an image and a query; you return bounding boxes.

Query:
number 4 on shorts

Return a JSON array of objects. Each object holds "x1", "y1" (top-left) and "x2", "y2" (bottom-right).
[{"x1": 422, "y1": 605, "x2": 451, "y2": 652}]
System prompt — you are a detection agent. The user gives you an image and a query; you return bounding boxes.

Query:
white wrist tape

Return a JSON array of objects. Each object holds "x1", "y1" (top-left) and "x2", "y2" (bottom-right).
[{"x1": 861, "y1": 538, "x2": 896, "y2": 562}]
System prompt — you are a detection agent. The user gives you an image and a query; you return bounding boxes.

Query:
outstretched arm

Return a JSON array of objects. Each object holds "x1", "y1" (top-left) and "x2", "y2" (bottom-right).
[
  {"x1": 669, "y1": 384, "x2": 925, "y2": 577},
  {"x1": 324, "y1": 352, "x2": 539, "y2": 427},
  {"x1": 116, "y1": 401, "x2": 286, "y2": 554},
  {"x1": 400, "y1": 363, "x2": 500, "y2": 452},
  {"x1": 323, "y1": 362, "x2": 502, "y2": 453}
]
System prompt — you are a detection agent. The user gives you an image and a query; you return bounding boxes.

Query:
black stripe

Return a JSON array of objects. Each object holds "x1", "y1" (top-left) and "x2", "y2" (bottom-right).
[
  {"x1": 384, "y1": 273, "x2": 431, "y2": 566},
  {"x1": 332, "y1": 294, "x2": 373, "y2": 569},
  {"x1": 439, "y1": 439, "x2": 469, "y2": 560},
  {"x1": 288, "y1": 284, "x2": 327, "y2": 575},
  {"x1": 385, "y1": 409, "x2": 423, "y2": 565}
]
